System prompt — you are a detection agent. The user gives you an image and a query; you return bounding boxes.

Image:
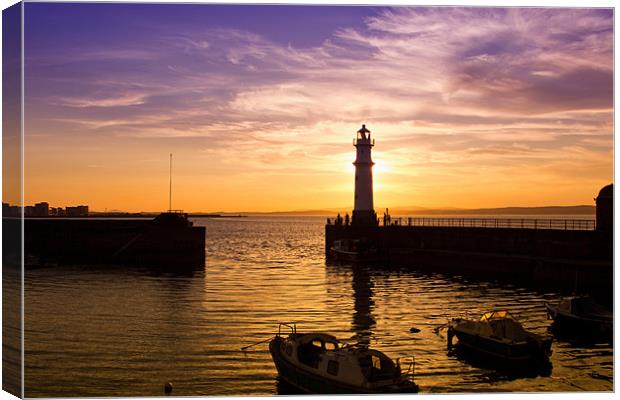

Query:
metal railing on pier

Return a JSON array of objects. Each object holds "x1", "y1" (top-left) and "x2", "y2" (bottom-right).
[
  {"x1": 325, "y1": 215, "x2": 596, "y2": 231},
  {"x1": 387, "y1": 217, "x2": 596, "y2": 231}
]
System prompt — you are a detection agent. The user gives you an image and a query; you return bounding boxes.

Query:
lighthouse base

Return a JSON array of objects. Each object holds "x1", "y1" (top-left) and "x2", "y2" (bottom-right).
[{"x1": 352, "y1": 210, "x2": 378, "y2": 227}]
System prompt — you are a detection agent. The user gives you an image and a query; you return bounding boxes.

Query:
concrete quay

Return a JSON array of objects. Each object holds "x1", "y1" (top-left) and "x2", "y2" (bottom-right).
[
  {"x1": 4, "y1": 214, "x2": 206, "y2": 269},
  {"x1": 325, "y1": 224, "x2": 612, "y2": 304}
]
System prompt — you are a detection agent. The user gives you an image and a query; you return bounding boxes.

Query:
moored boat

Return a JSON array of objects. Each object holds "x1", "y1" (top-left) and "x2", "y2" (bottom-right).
[
  {"x1": 546, "y1": 295, "x2": 612, "y2": 341},
  {"x1": 329, "y1": 239, "x2": 380, "y2": 263},
  {"x1": 269, "y1": 324, "x2": 419, "y2": 394},
  {"x1": 447, "y1": 310, "x2": 552, "y2": 367}
]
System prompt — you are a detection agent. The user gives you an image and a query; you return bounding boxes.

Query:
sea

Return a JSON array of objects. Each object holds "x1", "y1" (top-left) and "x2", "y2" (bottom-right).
[{"x1": 24, "y1": 216, "x2": 613, "y2": 397}]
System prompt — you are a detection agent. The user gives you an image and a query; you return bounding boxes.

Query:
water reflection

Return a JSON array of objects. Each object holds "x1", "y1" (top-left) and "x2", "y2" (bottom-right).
[
  {"x1": 24, "y1": 217, "x2": 613, "y2": 396},
  {"x1": 328, "y1": 260, "x2": 556, "y2": 385},
  {"x1": 350, "y1": 265, "x2": 376, "y2": 345},
  {"x1": 549, "y1": 323, "x2": 613, "y2": 347},
  {"x1": 449, "y1": 346, "x2": 553, "y2": 379},
  {"x1": 325, "y1": 260, "x2": 378, "y2": 345}
]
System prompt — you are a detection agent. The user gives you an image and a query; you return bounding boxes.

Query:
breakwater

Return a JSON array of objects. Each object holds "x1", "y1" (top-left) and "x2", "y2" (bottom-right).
[
  {"x1": 9, "y1": 216, "x2": 206, "y2": 269},
  {"x1": 325, "y1": 223, "x2": 612, "y2": 304}
]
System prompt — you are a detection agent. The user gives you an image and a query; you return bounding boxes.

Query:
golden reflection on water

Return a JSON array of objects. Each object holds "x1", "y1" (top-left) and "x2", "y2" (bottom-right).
[{"x1": 24, "y1": 216, "x2": 612, "y2": 396}]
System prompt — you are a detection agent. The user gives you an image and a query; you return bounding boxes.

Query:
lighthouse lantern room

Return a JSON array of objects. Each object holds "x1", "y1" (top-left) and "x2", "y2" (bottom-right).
[{"x1": 352, "y1": 124, "x2": 378, "y2": 226}]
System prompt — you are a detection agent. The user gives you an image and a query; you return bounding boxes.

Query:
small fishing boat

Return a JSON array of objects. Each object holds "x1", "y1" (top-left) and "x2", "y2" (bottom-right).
[
  {"x1": 447, "y1": 310, "x2": 552, "y2": 367},
  {"x1": 269, "y1": 324, "x2": 419, "y2": 394},
  {"x1": 152, "y1": 211, "x2": 193, "y2": 228},
  {"x1": 329, "y1": 239, "x2": 380, "y2": 263},
  {"x1": 546, "y1": 296, "x2": 612, "y2": 340}
]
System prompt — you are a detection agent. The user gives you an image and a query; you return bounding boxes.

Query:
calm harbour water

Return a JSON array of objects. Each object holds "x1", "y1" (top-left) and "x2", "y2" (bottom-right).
[{"x1": 25, "y1": 216, "x2": 612, "y2": 396}]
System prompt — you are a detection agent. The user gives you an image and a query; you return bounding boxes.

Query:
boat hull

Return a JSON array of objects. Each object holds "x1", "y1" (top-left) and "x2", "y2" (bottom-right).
[
  {"x1": 546, "y1": 303, "x2": 612, "y2": 341},
  {"x1": 329, "y1": 249, "x2": 382, "y2": 264},
  {"x1": 269, "y1": 337, "x2": 417, "y2": 394},
  {"x1": 450, "y1": 329, "x2": 551, "y2": 367}
]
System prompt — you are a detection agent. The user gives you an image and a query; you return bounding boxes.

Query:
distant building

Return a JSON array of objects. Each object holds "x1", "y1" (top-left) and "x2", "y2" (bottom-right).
[
  {"x1": 9, "y1": 205, "x2": 20, "y2": 217},
  {"x1": 595, "y1": 184, "x2": 613, "y2": 232},
  {"x1": 66, "y1": 205, "x2": 89, "y2": 217},
  {"x1": 34, "y1": 202, "x2": 49, "y2": 217},
  {"x1": 2, "y1": 202, "x2": 93, "y2": 217},
  {"x1": 1, "y1": 202, "x2": 19, "y2": 217}
]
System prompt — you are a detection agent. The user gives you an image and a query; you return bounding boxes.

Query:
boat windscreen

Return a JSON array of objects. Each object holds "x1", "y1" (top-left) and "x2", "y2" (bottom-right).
[
  {"x1": 489, "y1": 318, "x2": 527, "y2": 340},
  {"x1": 480, "y1": 310, "x2": 513, "y2": 322},
  {"x1": 358, "y1": 353, "x2": 397, "y2": 382},
  {"x1": 325, "y1": 341, "x2": 338, "y2": 351}
]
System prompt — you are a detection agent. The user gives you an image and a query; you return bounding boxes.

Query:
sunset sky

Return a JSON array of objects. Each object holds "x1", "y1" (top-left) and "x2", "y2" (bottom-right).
[{"x1": 22, "y1": 4, "x2": 613, "y2": 212}]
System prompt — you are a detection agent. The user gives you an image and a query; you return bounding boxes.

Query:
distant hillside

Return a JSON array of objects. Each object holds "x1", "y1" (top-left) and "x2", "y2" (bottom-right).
[
  {"x1": 391, "y1": 205, "x2": 595, "y2": 216},
  {"x1": 241, "y1": 205, "x2": 595, "y2": 216},
  {"x1": 248, "y1": 209, "x2": 348, "y2": 216},
  {"x1": 90, "y1": 205, "x2": 596, "y2": 217}
]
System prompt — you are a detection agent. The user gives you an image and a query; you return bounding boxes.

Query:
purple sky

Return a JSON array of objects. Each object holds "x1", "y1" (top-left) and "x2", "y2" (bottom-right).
[{"x1": 22, "y1": 4, "x2": 614, "y2": 212}]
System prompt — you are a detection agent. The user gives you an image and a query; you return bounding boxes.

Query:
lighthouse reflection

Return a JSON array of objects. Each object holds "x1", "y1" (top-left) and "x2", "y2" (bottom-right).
[
  {"x1": 351, "y1": 265, "x2": 376, "y2": 344},
  {"x1": 326, "y1": 261, "x2": 376, "y2": 344}
]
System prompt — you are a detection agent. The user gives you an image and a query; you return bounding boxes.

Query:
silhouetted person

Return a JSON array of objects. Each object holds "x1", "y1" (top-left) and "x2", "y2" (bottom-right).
[{"x1": 345, "y1": 213, "x2": 350, "y2": 226}]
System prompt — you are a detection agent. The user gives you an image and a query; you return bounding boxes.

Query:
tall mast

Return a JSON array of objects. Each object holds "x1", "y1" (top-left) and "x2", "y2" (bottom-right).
[{"x1": 169, "y1": 153, "x2": 172, "y2": 212}]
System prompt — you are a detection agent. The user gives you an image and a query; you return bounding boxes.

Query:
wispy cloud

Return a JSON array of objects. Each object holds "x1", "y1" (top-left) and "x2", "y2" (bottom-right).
[{"x1": 58, "y1": 93, "x2": 147, "y2": 108}]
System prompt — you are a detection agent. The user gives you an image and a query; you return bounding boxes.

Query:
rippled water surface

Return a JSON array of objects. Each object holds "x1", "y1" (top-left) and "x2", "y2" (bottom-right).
[{"x1": 25, "y1": 216, "x2": 613, "y2": 396}]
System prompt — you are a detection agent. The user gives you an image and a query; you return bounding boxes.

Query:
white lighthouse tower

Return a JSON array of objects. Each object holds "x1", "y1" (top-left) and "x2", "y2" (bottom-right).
[{"x1": 352, "y1": 124, "x2": 378, "y2": 226}]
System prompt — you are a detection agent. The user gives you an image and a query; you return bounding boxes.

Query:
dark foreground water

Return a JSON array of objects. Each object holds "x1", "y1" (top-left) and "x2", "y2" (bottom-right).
[{"x1": 24, "y1": 216, "x2": 613, "y2": 396}]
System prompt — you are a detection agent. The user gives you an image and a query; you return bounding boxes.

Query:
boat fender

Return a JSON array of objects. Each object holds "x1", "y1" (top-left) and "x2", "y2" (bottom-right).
[{"x1": 164, "y1": 382, "x2": 173, "y2": 395}]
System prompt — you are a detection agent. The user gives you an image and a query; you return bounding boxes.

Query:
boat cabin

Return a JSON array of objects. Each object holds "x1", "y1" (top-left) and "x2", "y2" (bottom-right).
[
  {"x1": 456, "y1": 311, "x2": 529, "y2": 341},
  {"x1": 332, "y1": 240, "x2": 360, "y2": 253},
  {"x1": 281, "y1": 333, "x2": 400, "y2": 387},
  {"x1": 331, "y1": 239, "x2": 378, "y2": 256},
  {"x1": 295, "y1": 333, "x2": 339, "y2": 369},
  {"x1": 153, "y1": 211, "x2": 193, "y2": 228},
  {"x1": 557, "y1": 296, "x2": 609, "y2": 317}
]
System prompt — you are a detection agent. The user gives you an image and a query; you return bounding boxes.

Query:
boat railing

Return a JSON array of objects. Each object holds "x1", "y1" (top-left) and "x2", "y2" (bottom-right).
[
  {"x1": 402, "y1": 356, "x2": 416, "y2": 381},
  {"x1": 277, "y1": 323, "x2": 297, "y2": 337},
  {"x1": 341, "y1": 341, "x2": 366, "y2": 350}
]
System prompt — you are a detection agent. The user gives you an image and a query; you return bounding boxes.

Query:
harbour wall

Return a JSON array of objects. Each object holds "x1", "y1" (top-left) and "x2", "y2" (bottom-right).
[
  {"x1": 6, "y1": 218, "x2": 206, "y2": 269},
  {"x1": 325, "y1": 225, "x2": 613, "y2": 303}
]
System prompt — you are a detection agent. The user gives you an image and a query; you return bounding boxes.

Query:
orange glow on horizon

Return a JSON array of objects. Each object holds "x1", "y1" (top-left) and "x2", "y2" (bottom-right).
[{"x1": 22, "y1": 121, "x2": 611, "y2": 213}]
